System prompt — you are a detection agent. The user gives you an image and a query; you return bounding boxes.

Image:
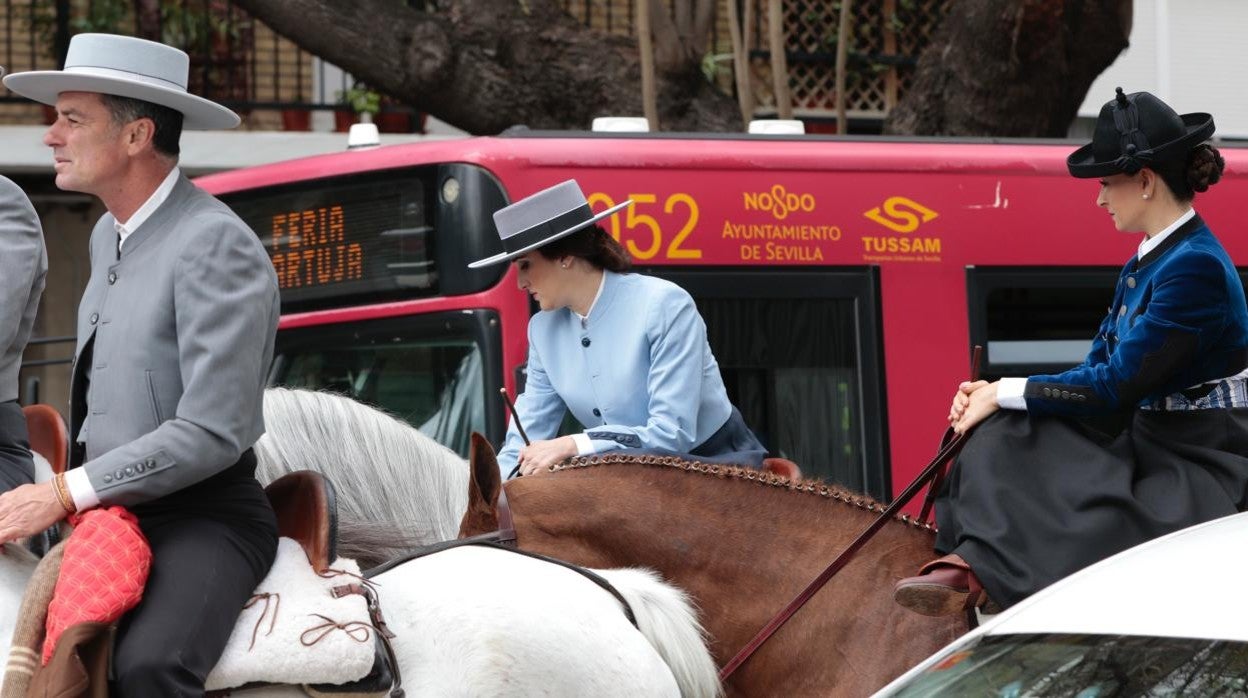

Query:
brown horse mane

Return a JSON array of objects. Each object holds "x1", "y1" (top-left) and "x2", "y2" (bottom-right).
[{"x1": 550, "y1": 453, "x2": 937, "y2": 535}]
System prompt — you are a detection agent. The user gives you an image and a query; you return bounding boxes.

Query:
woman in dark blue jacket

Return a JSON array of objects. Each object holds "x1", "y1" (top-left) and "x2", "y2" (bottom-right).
[{"x1": 895, "y1": 88, "x2": 1248, "y2": 616}]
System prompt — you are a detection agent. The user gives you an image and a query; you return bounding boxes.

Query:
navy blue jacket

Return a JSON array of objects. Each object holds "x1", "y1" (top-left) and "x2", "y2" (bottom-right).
[{"x1": 1026, "y1": 215, "x2": 1248, "y2": 414}]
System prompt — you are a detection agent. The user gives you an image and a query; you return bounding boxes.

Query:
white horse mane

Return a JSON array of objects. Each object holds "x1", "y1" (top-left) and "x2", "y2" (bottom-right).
[{"x1": 255, "y1": 387, "x2": 469, "y2": 546}]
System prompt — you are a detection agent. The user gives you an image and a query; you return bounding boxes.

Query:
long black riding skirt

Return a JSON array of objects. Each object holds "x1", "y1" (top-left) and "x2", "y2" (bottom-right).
[{"x1": 934, "y1": 408, "x2": 1248, "y2": 609}]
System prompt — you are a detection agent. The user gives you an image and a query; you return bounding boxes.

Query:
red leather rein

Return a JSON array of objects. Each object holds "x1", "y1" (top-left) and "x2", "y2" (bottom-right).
[{"x1": 717, "y1": 347, "x2": 983, "y2": 682}]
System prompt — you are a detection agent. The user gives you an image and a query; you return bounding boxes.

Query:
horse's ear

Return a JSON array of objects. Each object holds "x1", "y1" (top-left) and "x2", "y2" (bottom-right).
[{"x1": 461, "y1": 432, "x2": 502, "y2": 536}]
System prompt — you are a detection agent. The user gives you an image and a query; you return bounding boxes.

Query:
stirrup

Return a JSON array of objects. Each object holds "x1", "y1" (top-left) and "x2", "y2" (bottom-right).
[{"x1": 893, "y1": 555, "x2": 997, "y2": 617}]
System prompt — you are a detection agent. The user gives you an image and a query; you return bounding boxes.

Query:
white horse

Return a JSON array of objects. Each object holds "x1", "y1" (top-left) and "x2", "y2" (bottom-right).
[
  {"x1": 254, "y1": 387, "x2": 469, "y2": 566},
  {"x1": 0, "y1": 395, "x2": 721, "y2": 697}
]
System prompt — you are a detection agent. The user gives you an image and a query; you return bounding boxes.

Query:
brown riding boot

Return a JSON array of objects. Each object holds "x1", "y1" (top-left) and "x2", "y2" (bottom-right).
[{"x1": 893, "y1": 554, "x2": 1000, "y2": 617}]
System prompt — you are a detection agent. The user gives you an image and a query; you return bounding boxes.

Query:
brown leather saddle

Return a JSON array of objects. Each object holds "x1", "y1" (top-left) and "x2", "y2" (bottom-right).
[
  {"x1": 261, "y1": 471, "x2": 401, "y2": 697},
  {"x1": 264, "y1": 470, "x2": 339, "y2": 573},
  {"x1": 22, "y1": 403, "x2": 69, "y2": 476}
]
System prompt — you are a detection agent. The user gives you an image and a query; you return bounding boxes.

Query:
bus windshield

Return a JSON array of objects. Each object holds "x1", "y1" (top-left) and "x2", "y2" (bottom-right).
[{"x1": 269, "y1": 311, "x2": 502, "y2": 457}]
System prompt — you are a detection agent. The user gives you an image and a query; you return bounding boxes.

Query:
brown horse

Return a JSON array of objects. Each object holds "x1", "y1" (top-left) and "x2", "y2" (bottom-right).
[{"x1": 460, "y1": 438, "x2": 968, "y2": 697}]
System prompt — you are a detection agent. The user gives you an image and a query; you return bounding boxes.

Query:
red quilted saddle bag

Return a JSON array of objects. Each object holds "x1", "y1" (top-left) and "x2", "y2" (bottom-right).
[{"x1": 43, "y1": 506, "x2": 152, "y2": 665}]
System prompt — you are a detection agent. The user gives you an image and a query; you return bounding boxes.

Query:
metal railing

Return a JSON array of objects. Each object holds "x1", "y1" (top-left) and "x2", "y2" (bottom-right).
[
  {"x1": 0, "y1": 0, "x2": 350, "y2": 113},
  {"x1": 18, "y1": 334, "x2": 74, "y2": 406},
  {"x1": 19, "y1": 334, "x2": 74, "y2": 369}
]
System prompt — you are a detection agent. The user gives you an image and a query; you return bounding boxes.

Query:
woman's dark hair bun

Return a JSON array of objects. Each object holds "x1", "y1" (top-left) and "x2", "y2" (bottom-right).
[{"x1": 1187, "y1": 144, "x2": 1225, "y2": 194}]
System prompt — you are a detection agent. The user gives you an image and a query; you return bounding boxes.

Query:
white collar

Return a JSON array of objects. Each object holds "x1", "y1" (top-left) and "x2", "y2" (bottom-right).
[
  {"x1": 1138, "y1": 208, "x2": 1196, "y2": 260},
  {"x1": 575, "y1": 272, "x2": 607, "y2": 327},
  {"x1": 116, "y1": 167, "x2": 180, "y2": 249}
]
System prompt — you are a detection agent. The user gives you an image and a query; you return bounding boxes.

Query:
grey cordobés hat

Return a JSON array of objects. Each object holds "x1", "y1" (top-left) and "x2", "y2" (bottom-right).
[
  {"x1": 468, "y1": 180, "x2": 631, "y2": 269},
  {"x1": 2, "y1": 33, "x2": 239, "y2": 130}
]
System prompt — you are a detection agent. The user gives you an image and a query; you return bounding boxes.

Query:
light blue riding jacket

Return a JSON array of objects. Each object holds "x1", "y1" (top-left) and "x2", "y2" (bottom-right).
[{"x1": 497, "y1": 271, "x2": 733, "y2": 477}]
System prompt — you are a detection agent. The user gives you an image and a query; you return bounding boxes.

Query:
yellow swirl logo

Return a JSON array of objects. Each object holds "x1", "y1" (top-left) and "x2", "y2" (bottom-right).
[
  {"x1": 863, "y1": 196, "x2": 939, "y2": 233},
  {"x1": 743, "y1": 185, "x2": 817, "y2": 221}
]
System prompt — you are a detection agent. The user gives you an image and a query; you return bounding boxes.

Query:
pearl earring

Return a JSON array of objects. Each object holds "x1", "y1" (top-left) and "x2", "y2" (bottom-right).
[
  {"x1": 561, "y1": 262, "x2": 568, "y2": 268},
  {"x1": 1142, "y1": 194, "x2": 1150, "y2": 200}
]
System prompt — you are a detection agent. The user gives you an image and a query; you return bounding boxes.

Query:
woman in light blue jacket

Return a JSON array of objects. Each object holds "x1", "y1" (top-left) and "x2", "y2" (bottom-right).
[{"x1": 469, "y1": 180, "x2": 765, "y2": 478}]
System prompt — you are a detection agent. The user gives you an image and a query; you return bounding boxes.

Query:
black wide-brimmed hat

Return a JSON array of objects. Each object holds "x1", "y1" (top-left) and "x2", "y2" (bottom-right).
[{"x1": 1067, "y1": 87, "x2": 1214, "y2": 178}]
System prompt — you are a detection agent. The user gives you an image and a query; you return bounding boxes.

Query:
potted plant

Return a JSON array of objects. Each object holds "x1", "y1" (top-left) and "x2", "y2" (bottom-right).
[
  {"x1": 281, "y1": 106, "x2": 312, "y2": 132},
  {"x1": 374, "y1": 95, "x2": 419, "y2": 134},
  {"x1": 335, "y1": 84, "x2": 381, "y2": 131}
]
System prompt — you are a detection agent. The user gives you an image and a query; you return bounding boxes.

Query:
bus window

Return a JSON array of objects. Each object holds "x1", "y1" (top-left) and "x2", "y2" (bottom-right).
[
  {"x1": 646, "y1": 268, "x2": 888, "y2": 499},
  {"x1": 268, "y1": 310, "x2": 506, "y2": 458},
  {"x1": 967, "y1": 267, "x2": 1120, "y2": 380}
]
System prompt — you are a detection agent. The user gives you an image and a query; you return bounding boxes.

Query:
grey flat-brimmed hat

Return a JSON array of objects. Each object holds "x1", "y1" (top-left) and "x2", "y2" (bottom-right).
[
  {"x1": 3, "y1": 33, "x2": 239, "y2": 130},
  {"x1": 468, "y1": 180, "x2": 631, "y2": 269}
]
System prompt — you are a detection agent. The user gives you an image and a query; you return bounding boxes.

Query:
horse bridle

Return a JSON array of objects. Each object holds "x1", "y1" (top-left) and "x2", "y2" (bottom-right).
[
  {"x1": 365, "y1": 481, "x2": 639, "y2": 629},
  {"x1": 460, "y1": 422, "x2": 972, "y2": 683}
]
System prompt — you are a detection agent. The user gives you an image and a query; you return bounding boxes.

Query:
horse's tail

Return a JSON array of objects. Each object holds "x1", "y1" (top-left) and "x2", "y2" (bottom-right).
[{"x1": 595, "y1": 568, "x2": 722, "y2": 698}]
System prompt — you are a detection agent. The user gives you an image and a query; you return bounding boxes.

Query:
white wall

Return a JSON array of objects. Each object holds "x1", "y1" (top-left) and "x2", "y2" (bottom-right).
[{"x1": 1079, "y1": 0, "x2": 1248, "y2": 138}]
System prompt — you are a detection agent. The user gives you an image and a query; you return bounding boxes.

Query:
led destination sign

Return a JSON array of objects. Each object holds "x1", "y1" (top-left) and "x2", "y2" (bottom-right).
[{"x1": 223, "y1": 173, "x2": 435, "y2": 309}]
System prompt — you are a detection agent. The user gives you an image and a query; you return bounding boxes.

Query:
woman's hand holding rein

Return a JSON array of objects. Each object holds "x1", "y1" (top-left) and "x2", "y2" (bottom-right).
[{"x1": 518, "y1": 436, "x2": 579, "y2": 476}]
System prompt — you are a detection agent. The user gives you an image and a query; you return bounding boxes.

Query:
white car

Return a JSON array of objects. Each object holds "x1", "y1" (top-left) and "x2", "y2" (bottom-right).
[{"x1": 874, "y1": 511, "x2": 1248, "y2": 696}]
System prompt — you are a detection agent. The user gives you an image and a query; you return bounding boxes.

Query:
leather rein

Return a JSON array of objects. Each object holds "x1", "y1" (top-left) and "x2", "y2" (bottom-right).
[
  {"x1": 716, "y1": 347, "x2": 983, "y2": 681},
  {"x1": 716, "y1": 429, "x2": 968, "y2": 681},
  {"x1": 449, "y1": 349, "x2": 980, "y2": 683},
  {"x1": 445, "y1": 438, "x2": 970, "y2": 683}
]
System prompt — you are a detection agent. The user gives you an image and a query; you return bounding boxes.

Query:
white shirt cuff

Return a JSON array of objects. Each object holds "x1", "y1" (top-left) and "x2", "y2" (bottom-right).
[
  {"x1": 64, "y1": 468, "x2": 101, "y2": 511},
  {"x1": 572, "y1": 433, "x2": 595, "y2": 456},
  {"x1": 996, "y1": 377, "x2": 1028, "y2": 410}
]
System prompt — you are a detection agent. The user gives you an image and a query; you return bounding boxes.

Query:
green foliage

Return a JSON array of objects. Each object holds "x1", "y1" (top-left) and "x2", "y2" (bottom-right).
[
  {"x1": 339, "y1": 85, "x2": 382, "y2": 115},
  {"x1": 161, "y1": 1, "x2": 240, "y2": 50},
  {"x1": 31, "y1": 0, "x2": 128, "y2": 52},
  {"x1": 71, "y1": 0, "x2": 128, "y2": 35},
  {"x1": 32, "y1": 0, "x2": 242, "y2": 57}
]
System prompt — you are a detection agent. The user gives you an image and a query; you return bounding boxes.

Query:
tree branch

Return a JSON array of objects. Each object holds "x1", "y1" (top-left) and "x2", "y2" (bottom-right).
[{"x1": 232, "y1": 0, "x2": 739, "y2": 133}]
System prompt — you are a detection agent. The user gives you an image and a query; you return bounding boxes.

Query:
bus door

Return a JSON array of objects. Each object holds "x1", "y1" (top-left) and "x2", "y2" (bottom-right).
[{"x1": 645, "y1": 267, "x2": 890, "y2": 500}]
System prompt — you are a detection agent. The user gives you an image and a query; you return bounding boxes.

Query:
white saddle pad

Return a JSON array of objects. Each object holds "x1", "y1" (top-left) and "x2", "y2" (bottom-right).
[{"x1": 205, "y1": 538, "x2": 377, "y2": 690}]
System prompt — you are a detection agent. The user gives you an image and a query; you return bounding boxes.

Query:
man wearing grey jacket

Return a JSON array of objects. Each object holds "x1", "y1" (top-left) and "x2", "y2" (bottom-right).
[
  {"x1": 1, "y1": 35, "x2": 280, "y2": 695},
  {"x1": 0, "y1": 74, "x2": 48, "y2": 492}
]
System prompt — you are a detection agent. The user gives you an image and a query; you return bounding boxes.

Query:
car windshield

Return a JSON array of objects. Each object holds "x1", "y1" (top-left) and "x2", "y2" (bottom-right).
[{"x1": 884, "y1": 633, "x2": 1248, "y2": 697}]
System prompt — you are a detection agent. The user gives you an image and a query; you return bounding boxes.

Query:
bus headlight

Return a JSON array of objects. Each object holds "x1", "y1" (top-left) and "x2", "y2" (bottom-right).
[{"x1": 442, "y1": 177, "x2": 461, "y2": 204}]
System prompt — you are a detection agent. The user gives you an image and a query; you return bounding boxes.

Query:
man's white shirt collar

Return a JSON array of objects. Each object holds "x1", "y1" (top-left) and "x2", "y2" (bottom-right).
[
  {"x1": 1138, "y1": 208, "x2": 1196, "y2": 260},
  {"x1": 116, "y1": 167, "x2": 180, "y2": 250}
]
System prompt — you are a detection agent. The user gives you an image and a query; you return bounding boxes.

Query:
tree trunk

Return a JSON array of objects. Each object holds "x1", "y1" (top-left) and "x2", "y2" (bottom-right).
[
  {"x1": 230, "y1": 0, "x2": 739, "y2": 134},
  {"x1": 884, "y1": 0, "x2": 1133, "y2": 136}
]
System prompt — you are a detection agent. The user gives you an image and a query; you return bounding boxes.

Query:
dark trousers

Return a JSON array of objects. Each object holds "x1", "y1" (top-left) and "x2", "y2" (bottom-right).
[
  {"x1": 111, "y1": 450, "x2": 278, "y2": 697},
  {"x1": 0, "y1": 400, "x2": 35, "y2": 493}
]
